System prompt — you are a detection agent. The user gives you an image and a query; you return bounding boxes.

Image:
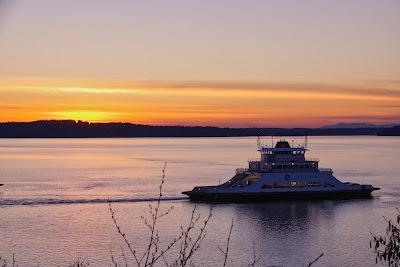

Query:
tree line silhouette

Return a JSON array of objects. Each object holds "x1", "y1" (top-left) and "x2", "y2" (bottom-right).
[{"x1": 0, "y1": 120, "x2": 397, "y2": 138}]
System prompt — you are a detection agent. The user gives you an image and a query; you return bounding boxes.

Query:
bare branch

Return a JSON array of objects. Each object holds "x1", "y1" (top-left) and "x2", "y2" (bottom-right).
[
  {"x1": 142, "y1": 162, "x2": 167, "y2": 266},
  {"x1": 108, "y1": 163, "x2": 219, "y2": 267},
  {"x1": 307, "y1": 253, "x2": 324, "y2": 267},
  {"x1": 110, "y1": 249, "x2": 118, "y2": 267},
  {"x1": 220, "y1": 219, "x2": 234, "y2": 267},
  {"x1": 109, "y1": 201, "x2": 140, "y2": 265},
  {"x1": 245, "y1": 240, "x2": 261, "y2": 267},
  {"x1": 120, "y1": 246, "x2": 128, "y2": 267}
]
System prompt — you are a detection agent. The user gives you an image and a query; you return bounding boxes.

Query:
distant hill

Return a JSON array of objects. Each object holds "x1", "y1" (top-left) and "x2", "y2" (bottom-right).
[
  {"x1": 0, "y1": 120, "x2": 398, "y2": 137},
  {"x1": 320, "y1": 122, "x2": 396, "y2": 129},
  {"x1": 378, "y1": 126, "x2": 400, "y2": 136}
]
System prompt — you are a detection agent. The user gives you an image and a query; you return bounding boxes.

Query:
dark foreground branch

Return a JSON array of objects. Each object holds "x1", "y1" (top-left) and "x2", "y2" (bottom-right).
[{"x1": 371, "y1": 209, "x2": 400, "y2": 267}]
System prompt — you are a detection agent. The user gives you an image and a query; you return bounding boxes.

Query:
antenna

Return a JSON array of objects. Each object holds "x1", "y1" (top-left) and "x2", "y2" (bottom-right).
[
  {"x1": 305, "y1": 134, "x2": 308, "y2": 149},
  {"x1": 257, "y1": 136, "x2": 261, "y2": 149},
  {"x1": 271, "y1": 136, "x2": 274, "y2": 147}
]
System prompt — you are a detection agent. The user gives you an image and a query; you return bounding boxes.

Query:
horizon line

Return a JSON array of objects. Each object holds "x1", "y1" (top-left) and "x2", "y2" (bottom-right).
[{"x1": 0, "y1": 119, "x2": 398, "y2": 130}]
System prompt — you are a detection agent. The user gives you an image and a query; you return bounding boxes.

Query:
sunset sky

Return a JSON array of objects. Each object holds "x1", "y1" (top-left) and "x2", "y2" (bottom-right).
[{"x1": 0, "y1": 0, "x2": 399, "y2": 127}]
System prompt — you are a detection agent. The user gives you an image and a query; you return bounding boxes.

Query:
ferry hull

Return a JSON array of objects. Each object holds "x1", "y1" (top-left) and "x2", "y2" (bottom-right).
[{"x1": 182, "y1": 189, "x2": 378, "y2": 203}]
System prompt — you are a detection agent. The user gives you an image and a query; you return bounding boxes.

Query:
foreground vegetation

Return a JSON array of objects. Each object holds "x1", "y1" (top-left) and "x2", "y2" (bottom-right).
[{"x1": 371, "y1": 209, "x2": 400, "y2": 266}]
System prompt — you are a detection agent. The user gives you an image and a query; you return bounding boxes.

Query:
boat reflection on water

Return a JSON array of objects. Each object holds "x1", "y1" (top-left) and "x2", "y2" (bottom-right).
[
  {"x1": 0, "y1": 184, "x2": 4, "y2": 198},
  {"x1": 206, "y1": 198, "x2": 377, "y2": 266}
]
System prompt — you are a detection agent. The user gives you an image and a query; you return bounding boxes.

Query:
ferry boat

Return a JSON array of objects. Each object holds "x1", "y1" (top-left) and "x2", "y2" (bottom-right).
[{"x1": 183, "y1": 139, "x2": 380, "y2": 202}]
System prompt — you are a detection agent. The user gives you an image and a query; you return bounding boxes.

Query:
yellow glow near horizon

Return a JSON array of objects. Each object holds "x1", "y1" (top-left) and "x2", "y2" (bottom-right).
[
  {"x1": 0, "y1": 78, "x2": 399, "y2": 127},
  {"x1": 44, "y1": 110, "x2": 123, "y2": 122}
]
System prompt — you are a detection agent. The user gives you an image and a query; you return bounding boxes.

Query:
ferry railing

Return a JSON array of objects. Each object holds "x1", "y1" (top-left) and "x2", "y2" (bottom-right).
[
  {"x1": 248, "y1": 158, "x2": 259, "y2": 162},
  {"x1": 319, "y1": 168, "x2": 333, "y2": 173},
  {"x1": 306, "y1": 157, "x2": 320, "y2": 162}
]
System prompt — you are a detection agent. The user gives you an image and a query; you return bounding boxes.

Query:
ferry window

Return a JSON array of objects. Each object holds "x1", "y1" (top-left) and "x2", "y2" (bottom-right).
[
  {"x1": 261, "y1": 182, "x2": 334, "y2": 189},
  {"x1": 262, "y1": 182, "x2": 307, "y2": 189},
  {"x1": 307, "y1": 182, "x2": 323, "y2": 187}
]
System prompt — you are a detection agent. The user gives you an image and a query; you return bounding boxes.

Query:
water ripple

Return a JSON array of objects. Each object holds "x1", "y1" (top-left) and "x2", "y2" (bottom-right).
[{"x1": 0, "y1": 196, "x2": 188, "y2": 206}]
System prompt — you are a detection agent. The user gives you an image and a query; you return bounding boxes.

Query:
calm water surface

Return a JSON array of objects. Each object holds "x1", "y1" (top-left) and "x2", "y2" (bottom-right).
[{"x1": 0, "y1": 136, "x2": 399, "y2": 266}]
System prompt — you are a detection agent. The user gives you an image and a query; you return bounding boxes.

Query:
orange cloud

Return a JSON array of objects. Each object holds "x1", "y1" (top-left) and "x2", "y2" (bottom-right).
[{"x1": 0, "y1": 78, "x2": 399, "y2": 127}]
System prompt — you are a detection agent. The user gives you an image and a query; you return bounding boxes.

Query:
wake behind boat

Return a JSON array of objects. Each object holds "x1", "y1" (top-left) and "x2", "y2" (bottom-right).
[{"x1": 183, "y1": 139, "x2": 380, "y2": 202}]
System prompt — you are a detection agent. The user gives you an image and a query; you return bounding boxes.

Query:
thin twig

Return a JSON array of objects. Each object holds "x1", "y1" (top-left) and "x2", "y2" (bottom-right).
[
  {"x1": 120, "y1": 246, "x2": 128, "y2": 267},
  {"x1": 245, "y1": 240, "x2": 261, "y2": 267},
  {"x1": 142, "y1": 162, "x2": 166, "y2": 266},
  {"x1": 307, "y1": 253, "x2": 324, "y2": 267},
  {"x1": 110, "y1": 249, "x2": 118, "y2": 267},
  {"x1": 220, "y1": 219, "x2": 234, "y2": 267},
  {"x1": 109, "y1": 202, "x2": 140, "y2": 265}
]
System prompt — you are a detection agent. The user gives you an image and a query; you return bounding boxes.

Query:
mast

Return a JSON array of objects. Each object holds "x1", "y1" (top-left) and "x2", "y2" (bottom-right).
[{"x1": 305, "y1": 134, "x2": 308, "y2": 149}]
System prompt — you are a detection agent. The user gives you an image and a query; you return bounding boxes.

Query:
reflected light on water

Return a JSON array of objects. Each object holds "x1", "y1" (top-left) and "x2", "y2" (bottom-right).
[{"x1": 0, "y1": 136, "x2": 399, "y2": 266}]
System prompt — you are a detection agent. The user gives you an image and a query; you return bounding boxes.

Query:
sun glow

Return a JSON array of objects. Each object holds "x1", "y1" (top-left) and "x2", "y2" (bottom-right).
[
  {"x1": 0, "y1": 78, "x2": 399, "y2": 127},
  {"x1": 45, "y1": 110, "x2": 123, "y2": 122}
]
